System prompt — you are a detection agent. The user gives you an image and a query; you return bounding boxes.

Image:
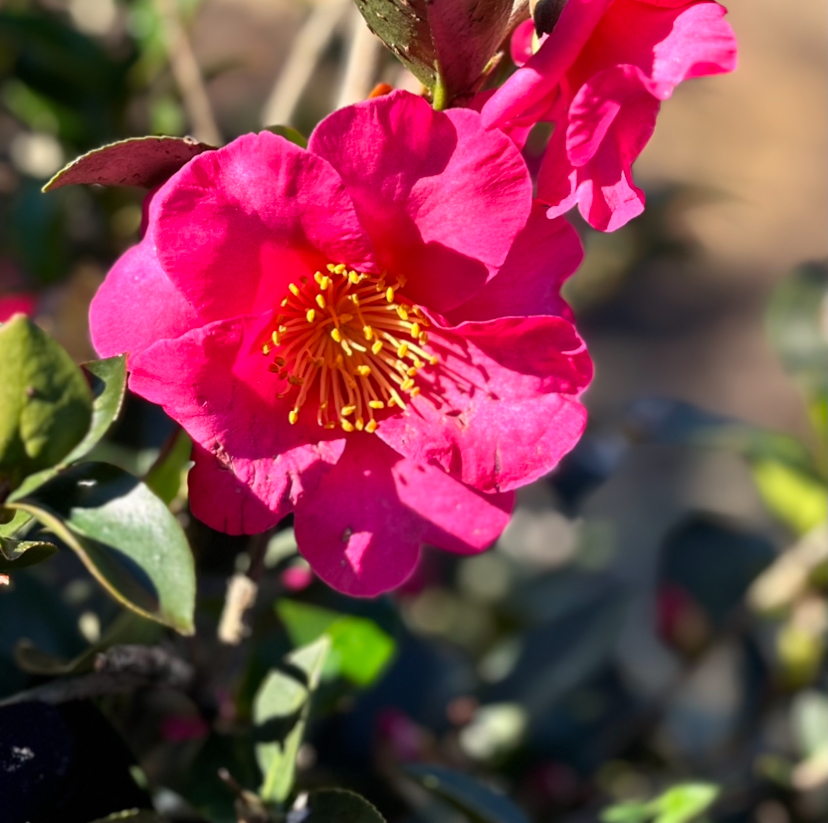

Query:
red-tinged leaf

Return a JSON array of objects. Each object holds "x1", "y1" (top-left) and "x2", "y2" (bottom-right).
[{"x1": 43, "y1": 135, "x2": 216, "y2": 192}]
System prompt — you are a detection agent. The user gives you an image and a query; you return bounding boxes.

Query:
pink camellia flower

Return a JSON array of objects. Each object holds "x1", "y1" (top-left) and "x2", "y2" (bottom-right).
[
  {"x1": 89, "y1": 90, "x2": 592, "y2": 596},
  {"x1": 483, "y1": 0, "x2": 737, "y2": 231}
]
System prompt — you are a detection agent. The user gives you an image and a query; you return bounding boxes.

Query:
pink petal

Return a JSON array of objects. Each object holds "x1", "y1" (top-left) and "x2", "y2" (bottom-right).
[
  {"x1": 90, "y1": 233, "x2": 199, "y2": 359},
  {"x1": 294, "y1": 437, "x2": 513, "y2": 597},
  {"x1": 153, "y1": 132, "x2": 376, "y2": 324},
  {"x1": 510, "y1": 18, "x2": 536, "y2": 67},
  {"x1": 482, "y1": 0, "x2": 613, "y2": 129},
  {"x1": 308, "y1": 90, "x2": 532, "y2": 314},
  {"x1": 540, "y1": 87, "x2": 658, "y2": 231},
  {"x1": 376, "y1": 318, "x2": 592, "y2": 493},
  {"x1": 446, "y1": 203, "x2": 582, "y2": 324},
  {"x1": 649, "y1": 2, "x2": 737, "y2": 98},
  {"x1": 129, "y1": 313, "x2": 346, "y2": 534}
]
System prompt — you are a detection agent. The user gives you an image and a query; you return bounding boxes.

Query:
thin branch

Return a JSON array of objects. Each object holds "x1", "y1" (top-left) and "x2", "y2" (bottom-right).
[
  {"x1": 0, "y1": 645, "x2": 195, "y2": 706},
  {"x1": 335, "y1": 4, "x2": 384, "y2": 109},
  {"x1": 155, "y1": 0, "x2": 222, "y2": 146},
  {"x1": 217, "y1": 531, "x2": 270, "y2": 646},
  {"x1": 260, "y1": 0, "x2": 351, "y2": 127}
]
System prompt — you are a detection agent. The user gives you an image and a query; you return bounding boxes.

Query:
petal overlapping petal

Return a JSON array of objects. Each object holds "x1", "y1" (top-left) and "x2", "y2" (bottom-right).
[
  {"x1": 129, "y1": 313, "x2": 346, "y2": 534},
  {"x1": 447, "y1": 203, "x2": 582, "y2": 324},
  {"x1": 294, "y1": 437, "x2": 513, "y2": 597},
  {"x1": 153, "y1": 132, "x2": 376, "y2": 323},
  {"x1": 377, "y1": 317, "x2": 591, "y2": 493},
  {"x1": 308, "y1": 91, "x2": 533, "y2": 313}
]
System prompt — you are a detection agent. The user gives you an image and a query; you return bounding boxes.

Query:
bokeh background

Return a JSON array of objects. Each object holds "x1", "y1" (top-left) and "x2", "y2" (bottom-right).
[{"x1": 1, "y1": 1, "x2": 826, "y2": 822}]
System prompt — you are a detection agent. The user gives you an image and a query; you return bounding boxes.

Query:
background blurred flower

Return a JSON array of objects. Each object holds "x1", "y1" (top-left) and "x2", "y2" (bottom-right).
[{"x1": 483, "y1": 0, "x2": 737, "y2": 231}]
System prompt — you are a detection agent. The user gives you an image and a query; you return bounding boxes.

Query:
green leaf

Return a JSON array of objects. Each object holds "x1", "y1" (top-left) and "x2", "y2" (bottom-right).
[
  {"x1": 652, "y1": 784, "x2": 719, "y2": 823},
  {"x1": 353, "y1": 0, "x2": 529, "y2": 103},
  {"x1": 276, "y1": 600, "x2": 395, "y2": 687},
  {"x1": 64, "y1": 355, "x2": 128, "y2": 464},
  {"x1": 0, "y1": 535, "x2": 57, "y2": 571},
  {"x1": 299, "y1": 788, "x2": 386, "y2": 822},
  {"x1": 144, "y1": 428, "x2": 192, "y2": 504},
  {"x1": 600, "y1": 803, "x2": 653, "y2": 823},
  {"x1": 792, "y1": 690, "x2": 828, "y2": 760},
  {"x1": 7, "y1": 462, "x2": 195, "y2": 634},
  {"x1": 601, "y1": 784, "x2": 719, "y2": 823},
  {"x1": 751, "y1": 458, "x2": 827, "y2": 535},
  {"x1": 43, "y1": 135, "x2": 216, "y2": 192},
  {"x1": 262, "y1": 125, "x2": 308, "y2": 148},
  {"x1": 254, "y1": 635, "x2": 331, "y2": 804},
  {"x1": 404, "y1": 764, "x2": 530, "y2": 823},
  {"x1": 0, "y1": 315, "x2": 92, "y2": 487}
]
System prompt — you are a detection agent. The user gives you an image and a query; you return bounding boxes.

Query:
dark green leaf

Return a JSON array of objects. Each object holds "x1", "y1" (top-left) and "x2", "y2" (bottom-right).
[
  {"x1": 7, "y1": 462, "x2": 195, "y2": 634},
  {"x1": 262, "y1": 125, "x2": 308, "y2": 148},
  {"x1": 64, "y1": 355, "x2": 128, "y2": 464},
  {"x1": 404, "y1": 764, "x2": 530, "y2": 823},
  {"x1": 300, "y1": 788, "x2": 386, "y2": 822},
  {"x1": 276, "y1": 600, "x2": 395, "y2": 686},
  {"x1": 353, "y1": 0, "x2": 529, "y2": 103},
  {"x1": 254, "y1": 636, "x2": 330, "y2": 803},
  {"x1": 0, "y1": 315, "x2": 92, "y2": 487},
  {"x1": 43, "y1": 135, "x2": 216, "y2": 192},
  {"x1": 0, "y1": 535, "x2": 57, "y2": 571}
]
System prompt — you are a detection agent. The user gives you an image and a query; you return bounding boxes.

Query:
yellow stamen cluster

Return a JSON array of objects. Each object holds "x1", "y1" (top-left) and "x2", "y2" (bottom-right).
[{"x1": 262, "y1": 263, "x2": 437, "y2": 432}]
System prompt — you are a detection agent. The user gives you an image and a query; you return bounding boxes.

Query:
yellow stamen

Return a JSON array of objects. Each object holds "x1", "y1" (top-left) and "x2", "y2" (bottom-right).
[
  {"x1": 315, "y1": 294, "x2": 326, "y2": 310},
  {"x1": 289, "y1": 283, "x2": 300, "y2": 296},
  {"x1": 306, "y1": 309, "x2": 316, "y2": 323},
  {"x1": 289, "y1": 409, "x2": 299, "y2": 424},
  {"x1": 366, "y1": 419, "x2": 378, "y2": 433}
]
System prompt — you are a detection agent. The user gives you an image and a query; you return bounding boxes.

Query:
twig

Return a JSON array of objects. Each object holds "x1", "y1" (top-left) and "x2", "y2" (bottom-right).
[
  {"x1": 260, "y1": 0, "x2": 351, "y2": 127},
  {"x1": 335, "y1": 4, "x2": 384, "y2": 109},
  {"x1": 0, "y1": 645, "x2": 194, "y2": 706},
  {"x1": 217, "y1": 531, "x2": 270, "y2": 646},
  {"x1": 155, "y1": 0, "x2": 222, "y2": 146}
]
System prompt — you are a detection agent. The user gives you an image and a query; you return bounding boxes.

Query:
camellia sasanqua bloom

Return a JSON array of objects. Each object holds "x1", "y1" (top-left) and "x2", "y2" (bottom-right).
[
  {"x1": 482, "y1": 0, "x2": 738, "y2": 231},
  {"x1": 89, "y1": 90, "x2": 592, "y2": 596}
]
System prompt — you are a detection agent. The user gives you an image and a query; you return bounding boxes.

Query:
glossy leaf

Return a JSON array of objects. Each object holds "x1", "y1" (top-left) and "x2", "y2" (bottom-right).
[
  {"x1": 276, "y1": 600, "x2": 395, "y2": 686},
  {"x1": 0, "y1": 315, "x2": 92, "y2": 488},
  {"x1": 254, "y1": 636, "x2": 330, "y2": 804},
  {"x1": 64, "y1": 355, "x2": 128, "y2": 464},
  {"x1": 299, "y1": 788, "x2": 386, "y2": 822},
  {"x1": 0, "y1": 535, "x2": 57, "y2": 571},
  {"x1": 7, "y1": 462, "x2": 195, "y2": 634},
  {"x1": 404, "y1": 764, "x2": 530, "y2": 823},
  {"x1": 353, "y1": 0, "x2": 529, "y2": 103},
  {"x1": 43, "y1": 135, "x2": 216, "y2": 191}
]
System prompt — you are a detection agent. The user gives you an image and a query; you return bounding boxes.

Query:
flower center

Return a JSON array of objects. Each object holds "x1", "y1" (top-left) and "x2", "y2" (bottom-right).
[{"x1": 262, "y1": 263, "x2": 437, "y2": 433}]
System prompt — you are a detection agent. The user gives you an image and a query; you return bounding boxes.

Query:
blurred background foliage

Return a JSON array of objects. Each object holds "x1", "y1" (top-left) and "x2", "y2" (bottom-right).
[{"x1": 0, "y1": 0, "x2": 826, "y2": 822}]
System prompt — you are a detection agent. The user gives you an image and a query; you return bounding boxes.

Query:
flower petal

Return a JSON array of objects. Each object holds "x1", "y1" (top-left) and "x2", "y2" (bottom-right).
[
  {"x1": 89, "y1": 232, "x2": 199, "y2": 359},
  {"x1": 446, "y1": 203, "x2": 582, "y2": 324},
  {"x1": 377, "y1": 317, "x2": 591, "y2": 493},
  {"x1": 482, "y1": 0, "x2": 613, "y2": 128},
  {"x1": 294, "y1": 436, "x2": 513, "y2": 597},
  {"x1": 308, "y1": 90, "x2": 532, "y2": 314},
  {"x1": 153, "y1": 132, "x2": 376, "y2": 324},
  {"x1": 540, "y1": 84, "x2": 658, "y2": 231},
  {"x1": 129, "y1": 313, "x2": 346, "y2": 534}
]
